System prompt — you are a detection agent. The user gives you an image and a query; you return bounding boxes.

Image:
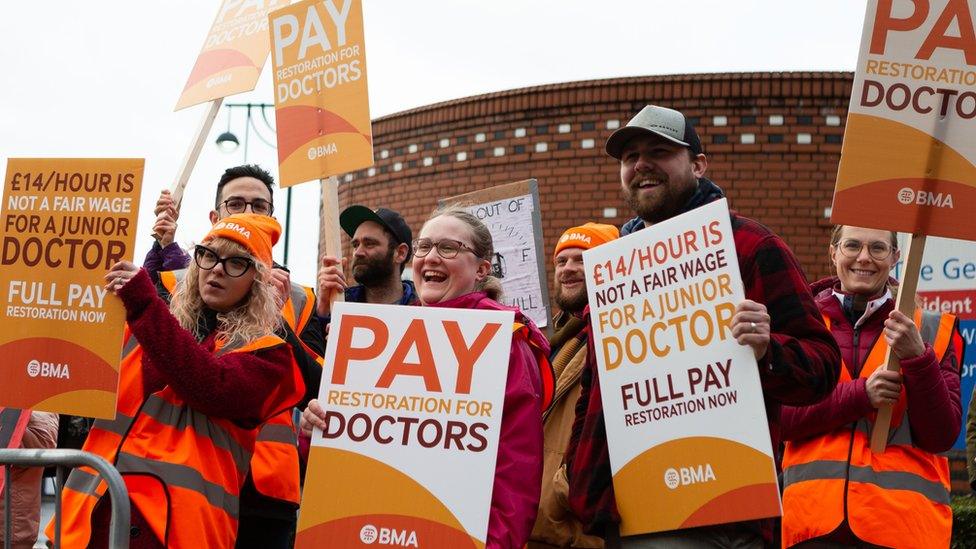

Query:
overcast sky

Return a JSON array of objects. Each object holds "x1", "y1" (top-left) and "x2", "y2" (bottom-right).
[{"x1": 0, "y1": 1, "x2": 868, "y2": 285}]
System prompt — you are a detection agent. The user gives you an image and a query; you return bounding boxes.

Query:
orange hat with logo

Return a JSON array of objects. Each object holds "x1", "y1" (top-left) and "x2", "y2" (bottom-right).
[
  {"x1": 203, "y1": 213, "x2": 281, "y2": 267},
  {"x1": 554, "y1": 222, "x2": 620, "y2": 258}
]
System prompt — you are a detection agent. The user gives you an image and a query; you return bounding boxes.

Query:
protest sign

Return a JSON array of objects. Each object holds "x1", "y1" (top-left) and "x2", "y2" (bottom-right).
[
  {"x1": 832, "y1": 0, "x2": 976, "y2": 450},
  {"x1": 831, "y1": 0, "x2": 976, "y2": 240},
  {"x1": 0, "y1": 159, "x2": 144, "y2": 419},
  {"x1": 296, "y1": 302, "x2": 513, "y2": 549},
  {"x1": 892, "y1": 236, "x2": 976, "y2": 450},
  {"x1": 441, "y1": 180, "x2": 551, "y2": 329},
  {"x1": 269, "y1": 0, "x2": 373, "y2": 187},
  {"x1": 582, "y1": 199, "x2": 780, "y2": 535},
  {"x1": 175, "y1": 0, "x2": 290, "y2": 111}
]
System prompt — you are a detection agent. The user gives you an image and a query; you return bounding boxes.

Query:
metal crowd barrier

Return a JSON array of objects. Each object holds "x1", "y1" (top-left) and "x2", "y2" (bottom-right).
[{"x1": 0, "y1": 449, "x2": 129, "y2": 549}]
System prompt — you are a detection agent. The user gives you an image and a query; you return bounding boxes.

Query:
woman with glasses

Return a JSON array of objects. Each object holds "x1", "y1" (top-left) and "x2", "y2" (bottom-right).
[
  {"x1": 413, "y1": 206, "x2": 550, "y2": 548},
  {"x1": 300, "y1": 206, "x2": 551, "y2": 548},
  {"x1": 779, "y1": 225, "x2": 963, "y2": 548},
  {"x1": 52, "y1": 213, "x2": 304, "y2": 549}
]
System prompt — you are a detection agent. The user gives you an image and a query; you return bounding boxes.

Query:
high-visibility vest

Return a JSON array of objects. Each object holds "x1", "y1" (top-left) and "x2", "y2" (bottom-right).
[
  {"x1": 159, "y1": 269, "x2": 318, "y2": 506},
  {"x1": 514, "y1": 322, "x2": 555, "y2": 411},
  {"x1": 50, "y1": 328, "x2": 302, "y2": 548},
  {"x1": 781, "y1": 309, "x2": 958, "y2": 549}
]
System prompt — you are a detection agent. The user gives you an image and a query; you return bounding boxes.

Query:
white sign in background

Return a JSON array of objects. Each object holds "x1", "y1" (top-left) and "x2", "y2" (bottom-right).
[
  {"x1": 465, "y1": 193, "x2": 548, "y2": 328},
  {"x1": 312, "y1": 302, "x2": 514, "y2": 541},
  {"x1": 582, "y1": 199, "x2": 775, "y2": 472}
]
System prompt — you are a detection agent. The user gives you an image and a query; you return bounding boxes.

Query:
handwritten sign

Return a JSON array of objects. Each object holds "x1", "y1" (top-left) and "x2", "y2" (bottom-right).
[{"x1": 442, "y1": 180, "x2": 550, "y2": 328}]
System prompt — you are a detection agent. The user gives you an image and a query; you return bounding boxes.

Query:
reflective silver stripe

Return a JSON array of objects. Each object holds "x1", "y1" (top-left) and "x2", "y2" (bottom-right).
[
  {"x1": 116, "y1": 452, "x2": 240, "y2": 519},
  {"x1": 783, "y1": 460, "x2": 949, "y2": 505},
  {"x1": 93, "y1": 412, "x2": 136, "y2": 437},
  {"x1": 256, "y1": 423, "x2": 298, "y2": 445},
  {"x1": 121, "y1": 334, "x2": 139, "y2": 359},
  {"x1": 288, "y1": 286, "x2": 309, "y2": 326},
  {"x1": 140, "y1": 395, "x2": 251, "y2": 473},
  {"x1": 64, "y1": 468, "x2": 103, "y2": 497},
  {"x1": 919, "y1": 310, "x2": 940, "y2": 347}
]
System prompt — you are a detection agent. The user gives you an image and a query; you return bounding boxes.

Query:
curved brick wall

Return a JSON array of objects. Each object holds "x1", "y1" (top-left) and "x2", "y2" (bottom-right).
[{"x1": 338, "y1": 71, "x2": 854, "y2": 288}]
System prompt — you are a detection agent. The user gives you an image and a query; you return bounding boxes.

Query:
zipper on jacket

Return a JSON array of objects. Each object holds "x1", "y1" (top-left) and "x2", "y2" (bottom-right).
[{"x1": 841, "y1": 326, "x2": 860, "y2": 526}]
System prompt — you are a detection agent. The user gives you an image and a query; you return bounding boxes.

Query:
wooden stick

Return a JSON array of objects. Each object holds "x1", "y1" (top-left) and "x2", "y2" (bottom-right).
[
  {"x1": 319, "y1": 175, "x2": 344, "y2": 307},
  {"x1": 869, "y1": 232, "x2": 927, "y2": 453},
  {"x1": 152, "y1": 98, "x2": 223, "y2": 241}
]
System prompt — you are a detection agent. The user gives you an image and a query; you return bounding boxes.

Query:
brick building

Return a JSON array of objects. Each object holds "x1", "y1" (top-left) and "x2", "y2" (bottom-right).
[
  {"x1": 339, "y1": 71, "x2": 853, "y2": 290},
  {"x1": 336, "y1": 71, "x2": 972, "y2": 493}
]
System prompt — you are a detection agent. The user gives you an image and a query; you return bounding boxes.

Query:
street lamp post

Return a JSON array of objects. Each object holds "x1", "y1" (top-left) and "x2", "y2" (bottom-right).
[{"x1": 215, "y1": 103, "x2": 294, "y2": 266}]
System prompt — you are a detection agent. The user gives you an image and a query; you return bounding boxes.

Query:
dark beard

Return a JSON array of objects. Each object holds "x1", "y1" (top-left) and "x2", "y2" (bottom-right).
[
  {"x1": 554, "y1": 284, "x2": 587, "y2": 313},
  {"x1": 624, "y1": 175, "x2": 698, "y2": 224},
  {"x1": 352, "y1": 246, "x2": 396, "y2": 286}
]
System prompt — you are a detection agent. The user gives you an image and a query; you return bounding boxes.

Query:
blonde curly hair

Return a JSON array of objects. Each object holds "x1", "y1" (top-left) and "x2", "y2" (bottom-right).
[{"x1": 170, "y1": 238, "x2": 281, "y2": 348}]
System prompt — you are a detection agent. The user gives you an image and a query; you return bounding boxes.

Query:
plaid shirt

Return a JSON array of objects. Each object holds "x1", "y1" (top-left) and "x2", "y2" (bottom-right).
[{"x1": 566, "y1": 195, "x2": 841, "y2": 540}]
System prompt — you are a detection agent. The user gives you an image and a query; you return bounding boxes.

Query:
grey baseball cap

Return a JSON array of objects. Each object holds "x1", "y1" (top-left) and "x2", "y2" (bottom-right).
[{"x1": 605, "y1": 105, "x2": 703, "y2": 159}]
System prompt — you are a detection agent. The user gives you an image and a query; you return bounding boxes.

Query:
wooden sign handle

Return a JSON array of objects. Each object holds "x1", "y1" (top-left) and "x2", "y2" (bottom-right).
[
  {"x1": 319, "y1": 175, "x2": 344, "y2": 308},
  {"x1": 869, "y1": 233, "x2": 926, "y2": 453},
  {"x1": 151, "y1": 98, "x2": 224, "y2": 241}
]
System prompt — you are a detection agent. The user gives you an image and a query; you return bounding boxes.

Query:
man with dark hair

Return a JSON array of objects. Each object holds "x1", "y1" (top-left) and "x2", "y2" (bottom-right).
[
  {"x1": 146, "y1": 164, "x2": 323, "y2": 549},
  {"x1": 316, "y1": 205, "x2": 418, "y2": 323},
  {"x1": 566, "y1": 105, "x2": 841, "y2": 547}
]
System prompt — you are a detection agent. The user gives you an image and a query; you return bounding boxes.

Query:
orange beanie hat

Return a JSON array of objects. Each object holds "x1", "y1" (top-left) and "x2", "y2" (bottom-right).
[
  {"x1": 553, "y1": 222, "x2": 620, "y2": 257},
  {"x1": 203, "y1": 213, "x2": 281, "y2": 267}
]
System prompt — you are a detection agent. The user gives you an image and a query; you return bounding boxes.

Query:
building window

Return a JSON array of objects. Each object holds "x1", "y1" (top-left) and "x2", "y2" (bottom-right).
[
  {"x1": 535, "y1": 142, "x2": 548, "y2": 153},
  {"x1": 514, "y1": 128, "x2": 526, "y2": 138},
  {"x1": 582, "y1": 121, "x2": 595, "y2": 131},
  {"x1": 557, "y1": 141, "x2": 571, "y2": 150},
  {"x1": 769, "y1": 134, "x2": 783, "y2": 143},
  {"x1": 494, "y1": 147, "x2": 505, "y2": 157},
  {"x1": 514, "y1": 144, "x2": 526, "y2": 154}
]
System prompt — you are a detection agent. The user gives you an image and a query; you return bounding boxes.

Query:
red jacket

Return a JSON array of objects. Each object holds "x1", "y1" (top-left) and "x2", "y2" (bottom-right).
[
  {"x1": 427, "y1": 292, "x2": 548, "y2": 549},
  {"x1": 781, "y1": 277, "x2": 963, "y2": 453}
]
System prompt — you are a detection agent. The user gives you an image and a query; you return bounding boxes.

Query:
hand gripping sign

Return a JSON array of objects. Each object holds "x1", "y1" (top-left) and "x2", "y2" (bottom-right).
[
  {"x1": 833, "y1": 0, "x2": 976, "y2": 451},
  {"x1": 582, "y1": 199, "x2": 780, "y2": 535},
  {"x1": 0, "y1": 159, "x2": 143, "y2": 419},
  {"x1": 297, "y1": 302, "x2": 513, "y2": 549}
]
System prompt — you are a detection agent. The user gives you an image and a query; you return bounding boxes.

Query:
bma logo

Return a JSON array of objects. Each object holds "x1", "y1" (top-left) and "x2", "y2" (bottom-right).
[
  {"x1": 897, "y1": 187, "x2": 954, "y2": 208},
  {"x1": 560, "y1": 232, "x2": 592, "y2": 245},
  {"x1": 27, "y1": 360, "x2": 70, "y2": 379},
  {"x1": 663, "y1": 464, "x2": 716, "y2": 490},
  {"x1": 359, "y1": 525, "x2": 419, "y2": 547},
  {"x1": 359, "y1": 525, "x2": 378, "y2": 544}
]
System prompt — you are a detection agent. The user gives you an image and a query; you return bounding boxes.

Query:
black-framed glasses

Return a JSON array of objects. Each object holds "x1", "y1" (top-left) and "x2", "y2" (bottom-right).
[
  {"x1": 412, "y1": 238, "x2": 478, "y2": 259},
  {"x1": 219, "y1": 197, "x2": 274, "y2": 216},
  {"x1": 837, "y1": 238, "x2": 894, "y2": 261},
  {"x1": 194, "y1": 245, "x2": 255, "y2": 277}
]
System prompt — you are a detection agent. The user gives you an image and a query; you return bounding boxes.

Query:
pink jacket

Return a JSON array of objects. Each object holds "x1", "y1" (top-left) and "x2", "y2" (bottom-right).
[
  {"x1": 427, "y1": 292, "x2": 547, "y2": 549},
  {"x1": 781, "y1": 277, "x2": 962, "y2": 453}
]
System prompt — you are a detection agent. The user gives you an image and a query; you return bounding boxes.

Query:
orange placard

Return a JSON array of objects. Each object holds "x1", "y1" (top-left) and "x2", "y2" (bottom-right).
[
  {"x1": 831, "y1": 0, "x2": 976, "y2": 240},
  {"x1": 269, "y1": 0, "x2": 373, "y2": 187},
  {"x1": 0, "y1": 159, "x2": 144, "y2": 419},
  {"x1": 175, "y1": 0, "x2": 291, "y2": 111}
]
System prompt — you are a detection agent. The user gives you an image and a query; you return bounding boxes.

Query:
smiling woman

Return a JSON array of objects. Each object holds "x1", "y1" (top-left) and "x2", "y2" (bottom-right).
[
  {"x1": 406, "y1": 205, "x2": 551, "y2": 548},
  {"x1": 779, "y1": 224, "x2": 965, "y2": 548}
]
